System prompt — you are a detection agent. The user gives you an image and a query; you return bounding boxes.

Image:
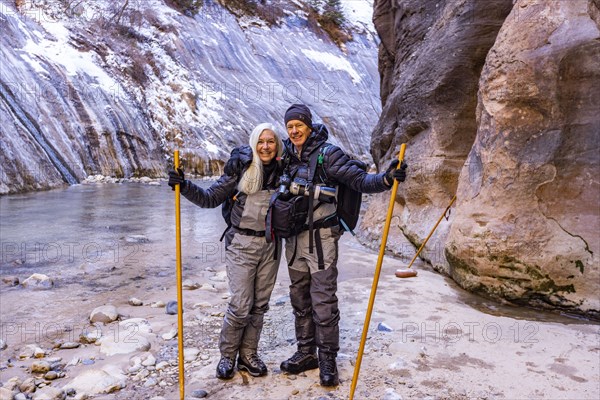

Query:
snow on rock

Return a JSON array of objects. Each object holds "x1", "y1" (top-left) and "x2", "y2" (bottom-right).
[{"x1": 1, "y1": 0, "x2": 381, "y2": 194}]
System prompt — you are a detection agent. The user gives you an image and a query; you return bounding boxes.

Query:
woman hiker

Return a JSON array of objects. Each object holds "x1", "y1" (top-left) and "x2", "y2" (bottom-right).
[{"x1": 168, "y1": 123, "x2": 284, "y2": 380}]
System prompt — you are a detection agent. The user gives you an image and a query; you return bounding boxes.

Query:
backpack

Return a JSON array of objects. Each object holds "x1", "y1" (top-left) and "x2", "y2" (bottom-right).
[{"x1": 314, "y1": 145, "x2": 366, "y2": 235}]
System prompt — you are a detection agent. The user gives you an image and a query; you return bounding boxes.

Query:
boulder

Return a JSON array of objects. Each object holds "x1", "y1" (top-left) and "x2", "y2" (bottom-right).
[
  {"x1": 446, "y1": 0, "x2": 600, "y2": 317},
  {"x1": 22, "y1": 273, "x2": 54, "y2": 290},
  {"x1": 63, "y1": 369, "x2": 126, "y2": 396},
  {"x1": 89, "y1": 305, "x2": 119, "y2": 324}
]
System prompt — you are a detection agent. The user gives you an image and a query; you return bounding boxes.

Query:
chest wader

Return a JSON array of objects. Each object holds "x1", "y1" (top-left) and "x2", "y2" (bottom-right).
[
  {"x1": 286, "y1": 147, "x2": 338, "y2": 270},
  {"x1": 219, "y1": 189, "x2": 281, "y2": 359}
]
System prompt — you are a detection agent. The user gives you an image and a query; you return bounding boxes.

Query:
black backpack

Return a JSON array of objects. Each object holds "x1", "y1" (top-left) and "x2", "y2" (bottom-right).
[{"x1": 314, "y1": 145, "x2": 366, "y2": 235}]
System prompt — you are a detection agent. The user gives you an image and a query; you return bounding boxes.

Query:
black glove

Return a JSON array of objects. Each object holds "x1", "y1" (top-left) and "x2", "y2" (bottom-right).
[
  {"x1": 168, "y1": 168, "x2": 186, "y2": 191},
  {"x1": 384, "y1": 160, "x2": 408, "y2": 186},
  {"x1": 224, "y1": 146, "x2": 253, "y2": 177}
]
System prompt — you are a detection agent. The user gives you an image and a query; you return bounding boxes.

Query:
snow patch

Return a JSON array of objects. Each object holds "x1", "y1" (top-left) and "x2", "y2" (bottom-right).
[{"x1": 301, "y1": 49, "x2": 362, "y2": 84}]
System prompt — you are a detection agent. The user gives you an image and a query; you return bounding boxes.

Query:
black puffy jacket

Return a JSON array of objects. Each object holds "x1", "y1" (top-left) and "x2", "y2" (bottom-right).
[
  {"x1": 181, "y1": 145, "x2": 280, "y2": 227},
  {"x1": 282, "y1": 124, "x2": 389, "y2": 193}
]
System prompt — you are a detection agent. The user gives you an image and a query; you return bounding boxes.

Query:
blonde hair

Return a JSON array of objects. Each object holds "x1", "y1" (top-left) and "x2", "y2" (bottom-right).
[{"x1": 237, "y1": 123, "x2": 283, "y2": 194}]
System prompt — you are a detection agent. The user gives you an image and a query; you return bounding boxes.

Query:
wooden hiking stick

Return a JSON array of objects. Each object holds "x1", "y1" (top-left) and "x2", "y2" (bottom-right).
[
  {"x1": 349, "y1": 143, "x2": 406, "y2": 400},
  {"x1": 174, "y1": 150, "x2": 185, "y2": 400}
]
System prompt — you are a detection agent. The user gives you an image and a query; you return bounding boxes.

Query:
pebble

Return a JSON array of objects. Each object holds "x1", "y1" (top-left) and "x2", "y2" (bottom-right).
[
  {"x1": 142, "y1": 354, "x2": 157, "y2": 366},
  {"x1": 82, "y1": 359, "x2": 95, "y2": 365},
  {"x1": 292, "y1": 389, "x2": 300, "y2": 395},
  {"x1": 60, "y1": 342, "x2": 81, "y2": 349},
  {"x1": 287, "y1": 375, "x2": 297, "y2": 380},
  {"x1": 126, "y1": 235, "x2": 150, "y2": 243},
  {"x1": 182, "y1": 279, "x2": 200, "y2": 290},
  {"x1": 193, "y1": 301, "x2": 212, "y2": 308},
  {"x1": 199, "y1": 283, "x2": 217, "y2": 292},
  {"x1": 156, "y1": 361, "x2": 170, "y2": 371},
  {"x1": 191, "y1": 389, "x2": 208, "y2": 398},
  {"x1": 14, "y1": 393, "x2": 27, "y2": 400},
  {"x1": 44, "y1": 371, "x2": 59, "y2": 380},
  {"x1": 166, "y1": 301, "x2": 179, "y2": 315},
  {"x1": 151, "y1": 301, "x2": 166, "y2": 308},
  {"x1": 0, "y1": 339, "x2": 7, "y2": 350},
  {"x1": 144, "y1": 378, "x2": 158, "y2": 387},
  {"x1": 162, "y1": 328, "x2": 178, "y2": 340},
  {"x1": 33, "y1": 347, "x2": 46, "y2": 358},
  {"x1": 377, "y1": 322, "x2": 394, "y2": 332},
  {"x1": 129, "y1": 297, "x2": 143, "y2": 306}
]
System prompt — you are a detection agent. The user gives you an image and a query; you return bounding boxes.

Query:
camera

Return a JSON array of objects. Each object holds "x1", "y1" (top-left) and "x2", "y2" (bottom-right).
[{"x1": 289, "y1": 178, "x2": 336, "y2": 203}]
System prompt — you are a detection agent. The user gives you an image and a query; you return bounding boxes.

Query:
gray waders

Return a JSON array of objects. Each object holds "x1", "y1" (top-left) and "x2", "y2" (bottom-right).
[{"x1": 219, "y1": 190, "x2": 281, "y2": 358}]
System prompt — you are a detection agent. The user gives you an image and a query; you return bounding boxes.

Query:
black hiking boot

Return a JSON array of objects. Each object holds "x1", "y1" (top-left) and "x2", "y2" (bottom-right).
[
  {"x1": 237, "y1": 353, "x2": 268, "y2": 377},
  {"x1": 318, "y1": 352, "x2": 339, "y2": 387},
  {"x1": 280, "y1": 351, "x2": 318, "y2": 374},
  {"x1": 216, "y1": 355, "x2": 235, "y2": 379}
]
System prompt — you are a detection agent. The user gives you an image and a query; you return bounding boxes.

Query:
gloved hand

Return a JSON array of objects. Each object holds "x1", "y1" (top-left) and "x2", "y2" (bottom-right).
[
  {"x1": 168, "y1": 168, "x2": 186, "y2": 191},
  {"x1": 384, "y1": 160, "x2": 408, "y2": 186},
  {"x1": 224, "y1": 146, "x2": 253, "y2": 177}
]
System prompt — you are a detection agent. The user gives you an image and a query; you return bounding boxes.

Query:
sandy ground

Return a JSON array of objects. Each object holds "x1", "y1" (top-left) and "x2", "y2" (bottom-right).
[{"x1": 1, "y1": 183, "x2": 599, "y2": 399}]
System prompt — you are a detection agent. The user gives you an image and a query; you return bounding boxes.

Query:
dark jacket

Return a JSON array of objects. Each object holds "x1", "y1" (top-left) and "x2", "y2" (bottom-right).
[
  {"x1": 282, "y1": 124, "x2": 389, "y2": 193},
  {"x1": 181, "y1": 145, "x2": 280, "y2": 229}
]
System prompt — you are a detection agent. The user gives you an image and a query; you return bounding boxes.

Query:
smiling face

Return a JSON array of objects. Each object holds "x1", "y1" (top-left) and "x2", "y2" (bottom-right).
[
  {"x1": 286, "y1": 120, "x2": 311, "y2": 151},
  {"x1": 256, "y1": 129, "x2": 278, "y2": 164}
]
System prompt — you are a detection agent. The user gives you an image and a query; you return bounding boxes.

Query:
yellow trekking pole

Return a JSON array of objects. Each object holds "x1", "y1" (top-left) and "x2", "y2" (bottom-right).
[
  {"x1": 349, "y1": 143, "x2": 406, "y2": 400},
  {"x1": 174, "y1": 150, "x2": 185, "y2": 400}
]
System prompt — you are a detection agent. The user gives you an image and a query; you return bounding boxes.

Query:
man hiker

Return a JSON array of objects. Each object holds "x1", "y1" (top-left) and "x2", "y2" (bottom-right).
[{"x1": 275, "y1": 104, "x2": 407, "y2": 386}]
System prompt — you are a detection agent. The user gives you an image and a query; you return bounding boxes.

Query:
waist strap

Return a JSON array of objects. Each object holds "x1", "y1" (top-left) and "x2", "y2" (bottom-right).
[
  {"x1": 302, "y1": 216, "x2": 338, "y2": 232},
  {"x1": 233, "y1": 227, "x2": 266, "y2": 237}
]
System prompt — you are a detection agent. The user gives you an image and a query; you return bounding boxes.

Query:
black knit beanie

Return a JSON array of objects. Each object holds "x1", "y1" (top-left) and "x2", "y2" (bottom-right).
[{"x1": 284, "y1": 104, "x2": 313, "y2": 128}]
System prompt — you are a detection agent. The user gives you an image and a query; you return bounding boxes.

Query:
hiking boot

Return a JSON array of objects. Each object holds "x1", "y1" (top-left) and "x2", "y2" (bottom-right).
[
  {"x1": 318, "y1": 352, "x2": 339, "y2": 387},
  {"x1": 216, "y1": 356, "x2": 235, "y2": 379},
  {"x1": 237, "y1": 353, "x2": 268, "y2": 377},
  {"x1": 280, "y1": 351, "x2": 318, "y2": 374}
]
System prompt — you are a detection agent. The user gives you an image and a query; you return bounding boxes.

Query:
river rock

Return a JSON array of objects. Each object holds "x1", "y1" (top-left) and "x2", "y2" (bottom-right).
[
  {"x1": 382, "y1": 388, "x2": 403, "y2": 400},
  {"x1": 0, "y1": 339, "x2": 7, "y2": 350},
  {"x1": 161, "y1": 328, "x2": 178, "y2": 340},
  {"x1": 60, "y1": 342, "x2": 80, "y2": 350},
  {"x1": 184, "y1": 348, "x2": 200, "y2": 362},
  {"x1": 44, "y1": 371, "x2": 59, "y2": 380},
  {"x1": 31, "y1": 360, "x2": 51, "y2": 373},
  {"x1": 128, "y1": 297, "x2": 143, "y2": 306},
  {"x1": 22, "y1": 273, "x2": 54, "y2": 290},
  {"x1": 79, "y1": 329, "x2": 102, "y2": 344},
  {"x1": 199, "y1": 283, "x2": 217, "y2": 292},
  {"x1": 2, "y1": 276, "x2": 19, "y2": 285},
  {"x1": 15, "y1": 392, "x2": 28, "y2": 400},
  {"x1": 99, "y1": 330, "x2": 151, "y2": 356},
  {"x1": 141, "y1": 353, "x2": 156, "y2": 367},
  {"x1": 20, "y1": 377, "x2": 36, "y2": 393},
  {"x1": 446, "y1": 0, "x2": 600, "y2": 317},
  {"x1": 150, "y1": 301, "x2": 166, "y2": 308},
  {"x1": 34, "y1": 347, "x2": 46, "y2": 358},
  {"x1": 166, "y1": 301, "x2": 179, "y2": 315},
  {"x1": 31, "y1": 386, "x2": 65, "y2": 400},
  {"x1": 125, "y1": 235, "x2": 149, "y2": 243},
  {"x1": 89, "y1": 305, "x2": 119, "y2": 324},
  {"x1": 63, "y1": 369, "x2": 126, "y2": 396},
  {"x1": 182, "y1": 279, "x2": 200, "y2": 290},
  {"x1": 19, "y1": 344, "x2": 38, "y2": 359},
  {"x1": 191, "y1": 389, "x2": 208, "y2": 398}
]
